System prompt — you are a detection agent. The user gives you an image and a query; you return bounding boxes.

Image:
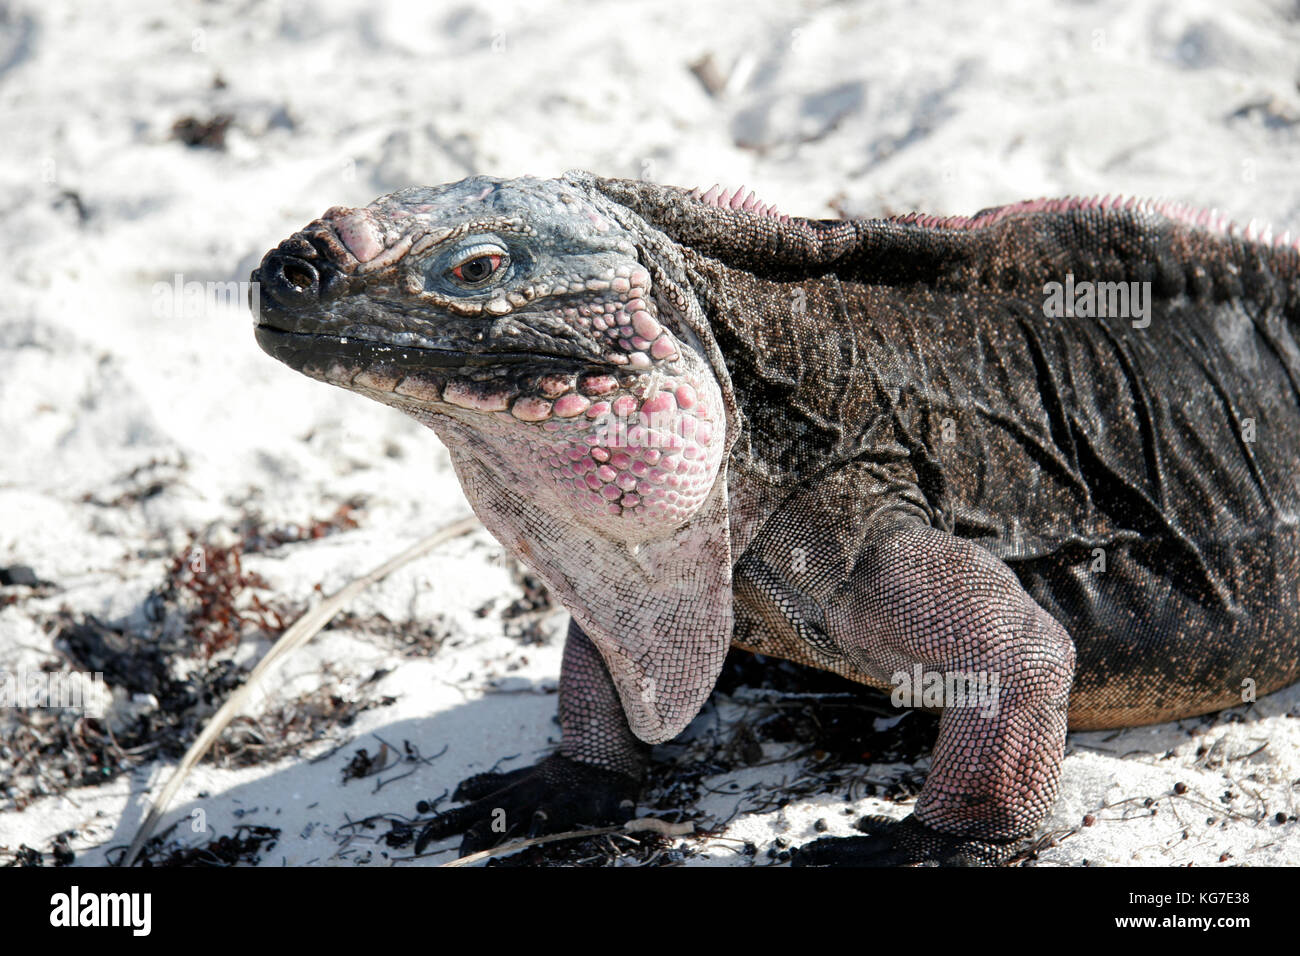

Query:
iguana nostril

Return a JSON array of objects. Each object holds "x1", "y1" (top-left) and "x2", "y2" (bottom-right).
[
  {"x1": 259, "y1": 251, "x2": 320, "y2": 309},
  {"x1": 283, "y1": 261, "x2": 315, "y2": 291}
]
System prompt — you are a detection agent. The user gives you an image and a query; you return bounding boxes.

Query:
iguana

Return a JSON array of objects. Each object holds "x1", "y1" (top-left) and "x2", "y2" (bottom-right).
[{"x1": 250, "y1": 172, "x2": 1300, "y2": 865}]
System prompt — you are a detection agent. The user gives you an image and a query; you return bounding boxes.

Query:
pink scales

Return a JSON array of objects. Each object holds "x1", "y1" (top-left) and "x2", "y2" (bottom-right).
[{"x1": 689, "y1": 184, "x2": 792, "y2": 223}]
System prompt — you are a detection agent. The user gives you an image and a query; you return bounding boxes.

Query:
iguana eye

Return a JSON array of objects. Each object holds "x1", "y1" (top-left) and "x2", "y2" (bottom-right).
[{"x1": 449, "y1": 247, "x2": 506, "y2": 286}]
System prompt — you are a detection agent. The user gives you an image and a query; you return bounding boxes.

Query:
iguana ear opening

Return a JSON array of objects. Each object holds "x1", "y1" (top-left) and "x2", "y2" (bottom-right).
[{"x1": 446, "y1": 445, "x2": 734, "y2": 743}]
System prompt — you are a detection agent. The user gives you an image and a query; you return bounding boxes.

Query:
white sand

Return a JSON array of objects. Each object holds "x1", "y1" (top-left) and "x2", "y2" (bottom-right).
[{"x1": 1, "y1": 0, "x2": 1298, "y2": 866}]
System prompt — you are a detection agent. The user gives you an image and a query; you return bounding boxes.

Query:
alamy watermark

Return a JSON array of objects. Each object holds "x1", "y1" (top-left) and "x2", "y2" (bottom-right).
[
  {"x1": 151, "y1": 273, "x2": 259, "y2": 320},
  {"x1": 890, "y1": 665, "x2": 1001, "y2": 718},
  {"x1": 1042, "y1": 273, "x2": 1151, "y2": 328},
  {"x1": 0, "y1": 670, "x2": 106, "y2": 718},
  {"x1": 49, "y1": 886, "x2": 151, "y2": 936},
  {"x1": 592, "y1": 411, "x2": 687, "y2": 451}
]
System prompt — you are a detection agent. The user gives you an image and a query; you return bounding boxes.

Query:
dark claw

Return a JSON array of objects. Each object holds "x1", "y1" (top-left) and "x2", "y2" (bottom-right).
[
  {"x1": 790, "y1": 814, "x2": 1020, "y2": 867},
  {"x1": 452, "y1": 765, "x2": 535, "y2": 803},
  {"x1": 414, "y1": 754, "x2": 640, "y2": 857}
]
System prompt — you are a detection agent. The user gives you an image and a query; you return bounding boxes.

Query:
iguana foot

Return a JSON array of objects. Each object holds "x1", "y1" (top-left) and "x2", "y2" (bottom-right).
[
  {"x1": 790, "y1": 814, "x2": 1021, "y2": 867},
  {"x1": 415, "y1": 754, "x2": 640, "y2": 856}
]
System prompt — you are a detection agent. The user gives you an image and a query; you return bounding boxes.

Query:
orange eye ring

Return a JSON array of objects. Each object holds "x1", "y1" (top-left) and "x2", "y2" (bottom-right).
[{"x1": 451, "y1": 254, "x2": 503, "y2": 284}]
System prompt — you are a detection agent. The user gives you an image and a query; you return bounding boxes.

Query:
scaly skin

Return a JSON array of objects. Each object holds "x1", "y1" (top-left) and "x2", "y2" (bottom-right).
[{"x1": 252, "y1": 172, "x2": 1300, "y2": 865}]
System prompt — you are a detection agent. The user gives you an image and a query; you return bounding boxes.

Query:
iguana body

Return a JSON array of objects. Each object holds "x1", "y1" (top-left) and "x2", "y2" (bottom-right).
[{"x1": 251, "y1": 173, "x2": 1300, "y2": 864}]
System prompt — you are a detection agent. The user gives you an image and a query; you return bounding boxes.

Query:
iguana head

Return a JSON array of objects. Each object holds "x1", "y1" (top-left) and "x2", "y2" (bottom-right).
[
  {"x1": 252, "y1": 172, "x2": 737, "y2": 743},
  {"x1": 253, "y1": 174, "x2": 727, "y2": 543}
]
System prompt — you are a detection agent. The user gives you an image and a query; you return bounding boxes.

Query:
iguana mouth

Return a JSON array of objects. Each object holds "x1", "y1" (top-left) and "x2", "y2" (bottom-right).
[{"x1": 254, "y1": 325, "x2": 611, "y2": 373}]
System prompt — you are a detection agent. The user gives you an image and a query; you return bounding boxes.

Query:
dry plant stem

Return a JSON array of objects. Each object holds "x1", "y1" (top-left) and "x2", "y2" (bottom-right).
[{"x1": 123, "y1": 515, "x2": 480, "y2": 866}]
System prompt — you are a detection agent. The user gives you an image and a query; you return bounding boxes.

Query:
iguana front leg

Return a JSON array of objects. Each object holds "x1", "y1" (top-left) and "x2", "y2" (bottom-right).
[
  {"x1": 417, "y1": 620, "x2": 646, "y2": 855},
  {"x1": 793, "y1": 518, "x2": 1075, "y2": 865}
]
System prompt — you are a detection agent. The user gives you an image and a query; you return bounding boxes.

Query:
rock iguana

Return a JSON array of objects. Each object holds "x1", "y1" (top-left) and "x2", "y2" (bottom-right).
[{"x1": 250, "y1": 172, "x2": 1300, "y2": 864}]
